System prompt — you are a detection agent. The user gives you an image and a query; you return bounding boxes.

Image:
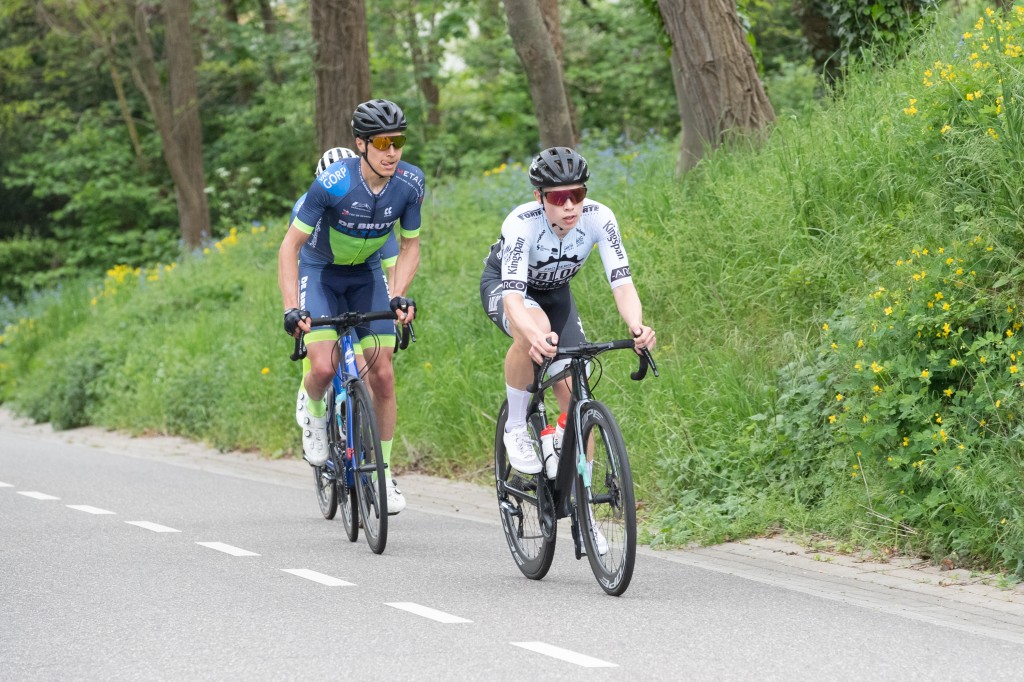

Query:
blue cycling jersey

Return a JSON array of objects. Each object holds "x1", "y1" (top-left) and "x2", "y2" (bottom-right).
[
  {"x1": 292, "y1": 156, "x2": 424, "y2": 267},
  {"x1": 291, "y1": 193, "x2": 399, "y2": 267}
]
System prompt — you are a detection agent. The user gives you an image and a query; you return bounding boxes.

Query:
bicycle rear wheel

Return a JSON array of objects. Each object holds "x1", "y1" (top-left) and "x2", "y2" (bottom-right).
[
  {"x1": 577, "y1": 401, "x2": 636, "y2": 596},
  {"x1": 494, "y1": 401, "x2": 556, "y2": 580},
  {"x1": 351, "y1": 379, "x2": 387, "y2": 554},
  {"x1": 315, "y1": 386, "x2": 339, "y2": 520}
]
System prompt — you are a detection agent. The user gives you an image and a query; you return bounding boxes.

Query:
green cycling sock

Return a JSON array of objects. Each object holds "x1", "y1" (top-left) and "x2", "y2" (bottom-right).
[
  {"x1": 381, "y1": 439, "x2": 393, "y2": 482},
  {"x1": 307, "y1": 397, "x2": 326, "y2": 418}
]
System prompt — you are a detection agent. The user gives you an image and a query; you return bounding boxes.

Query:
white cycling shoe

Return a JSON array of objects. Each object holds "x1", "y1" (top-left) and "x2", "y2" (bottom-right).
[
  {"x1": 296, "y1": 393, "x2": 328, "y2": 466},
  {"x1": 503, "y1": 425, "x2": 542, "y2": 474},
  {"x1": 386, "y1": 478, "x2": 406, "y2": 515}
]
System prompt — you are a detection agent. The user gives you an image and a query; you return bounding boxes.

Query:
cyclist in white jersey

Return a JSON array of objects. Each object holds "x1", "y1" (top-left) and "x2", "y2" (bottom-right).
[{"x1": 480, "y1": 147, "x2": 656, "y2": 475}]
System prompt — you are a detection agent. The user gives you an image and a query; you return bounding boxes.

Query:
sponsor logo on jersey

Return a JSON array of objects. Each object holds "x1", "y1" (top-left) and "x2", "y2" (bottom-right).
[
  {"x1": 517, "y1": 207, "x2": 543, "y2": 220},
  {"x1": 602, "y1": 220, "x2": 625, "y2": 260},
  {"x1": 582, "y1": 204, "x2": 599, "y2": 214},
  {"x1": 384, "y1": 206, "x2": 393, "y2": 217},
  {"x1": 320, "y1": 166, "x2": 349, "y2": 194},
  {"x1": 351, "y1": 201, "x2": 372, "y2": 211},
  {"x1": 503, "y1": 280, "x2": 527, "y2": 292},
  {"x1": 610, "y1": 266, "x2": 631, "y2": 282},
  {"x1": 336, "y1": 221, "x2": 396, "y2": 239},
  {"x1": 398, "y1": 168, "x2": 425, "y2": 191},
  {"x1": 507, "y1": 236, "x2": 526, "y2": 272}
]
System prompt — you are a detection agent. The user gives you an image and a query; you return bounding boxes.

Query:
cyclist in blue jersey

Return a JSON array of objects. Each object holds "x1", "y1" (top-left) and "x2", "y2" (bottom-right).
[
  {"x1": 480, "y1": 147, "x2": 656, "y2": 478},
  {"x1": 290, "y1": 147, "x2": 400, "y2": 386},
  {"x1": 279, "y1": 99, "x2": 423, "y2": 514}
]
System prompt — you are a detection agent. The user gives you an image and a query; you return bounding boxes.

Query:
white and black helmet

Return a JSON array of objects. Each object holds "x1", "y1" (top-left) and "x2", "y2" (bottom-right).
[
  {"x1": 315, "y1": 147, "x2": 358, "y2": 177},
  {"x1": 528, "y1": 147, "x2": 590, "y2": 188},
  {"x1": 351, "y1": 99, "x2": 407, "y2": 139}
]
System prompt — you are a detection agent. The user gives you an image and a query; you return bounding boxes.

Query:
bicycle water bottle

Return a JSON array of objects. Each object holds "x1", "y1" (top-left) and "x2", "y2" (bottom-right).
[
  {"x1": 553, "y1": 413, "x2": 567, "y2": 453},
  {"x1": 540, "y1": 425, "x2": 556, "y2": 459}
]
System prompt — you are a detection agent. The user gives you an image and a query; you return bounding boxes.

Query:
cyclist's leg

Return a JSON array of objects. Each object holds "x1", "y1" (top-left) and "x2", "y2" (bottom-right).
[
  {"x1": 536, "y1": 285, "x2": 586, "y2": 415},
  {"x1": 482, "y1": 277, "x2": 549, "y2": 426},
  {"x1": 349, "y1": 260, "x2": 405, "y2": 510},
  {"x1": 296, "y1": 263, "x2": 342, "y2": 464}
]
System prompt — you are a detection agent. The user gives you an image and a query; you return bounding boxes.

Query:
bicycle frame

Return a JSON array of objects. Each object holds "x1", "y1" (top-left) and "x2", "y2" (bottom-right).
[
  {"x1": 330, "y1": 332, "x2": 361, "y2": 490},
  {"x1": 529, "y1": 342, "x2": 655, "y2": 534}
]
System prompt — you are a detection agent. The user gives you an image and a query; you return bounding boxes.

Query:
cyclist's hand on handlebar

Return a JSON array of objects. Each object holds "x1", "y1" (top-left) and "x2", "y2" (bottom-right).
[
  {"x1": 284, "y1": 308, "x2": 312, "y2": 337},
  {"x1": 529, "y1": 331, "x2": 558, "y2": 365},
  {"x1": 631, "y1": 325, "x2": 656, "y2": 353},
  {"x1": 390, "y1": 296, "x2": 416, "y2": 325}
]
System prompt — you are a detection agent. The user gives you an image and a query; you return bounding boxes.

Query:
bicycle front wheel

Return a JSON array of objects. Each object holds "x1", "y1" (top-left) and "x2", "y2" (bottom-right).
[
  {"x1": 494, "y1": 400, "x2": 556, "y2": 580},
  {"x1": 328, "y1": 387, "x2": 358, "y2": 542},
  {"x1": 351, "y1": 380, "x2": 387, "y2": 554},
  {"x1": 577, "y1": 401, "x2": 636, "y2": 596}
]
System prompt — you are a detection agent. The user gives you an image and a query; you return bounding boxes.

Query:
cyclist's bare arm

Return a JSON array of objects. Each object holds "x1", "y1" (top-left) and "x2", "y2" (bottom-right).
[
  {"x1": 278, "y1": 224, "x2": 312, "y2": 334},
  {"x1": 611, "y1": 283, "x2": 655, "y2": 351},
  {"x1": 390, "y1": 235, "x2": 419, "y2": 324}
]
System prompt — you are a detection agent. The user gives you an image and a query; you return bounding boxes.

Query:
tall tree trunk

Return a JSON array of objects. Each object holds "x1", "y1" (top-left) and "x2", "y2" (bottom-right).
[
  {"x1": 223, "y1": 0, "x2": 239, "y2": 23},
  {"x1": 657, "y1": 0, "x2": 775, "y2": 173},
  {"x1": 504, "y1": 0, "x2": 573, "y2": 149},
  {"x1": 312, "y1": 0, "x2": 371, "y2": 151},
  {"x1": 258, "y1": 0, "x2": 276, "y2": 33},
  {"x1": 402, "y1": 7, "x2": 441, "y2": 130},
  {"x1": 537, "y1": 0, "x2": 578, "y2": 142},
  {"x1": 129, "y1": 0, "x2": 210, "y2": 249}
]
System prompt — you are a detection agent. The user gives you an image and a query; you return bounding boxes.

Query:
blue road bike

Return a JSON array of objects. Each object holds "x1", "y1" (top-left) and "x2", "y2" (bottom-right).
[{"x1": 292, "y1": 310, "x2": 412, "y2": 555}]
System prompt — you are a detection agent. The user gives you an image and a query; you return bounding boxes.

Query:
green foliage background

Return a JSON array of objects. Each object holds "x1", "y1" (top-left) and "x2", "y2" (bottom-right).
[{"x1": 5, "y1": 2, "x2": 1024, "y2": 577}]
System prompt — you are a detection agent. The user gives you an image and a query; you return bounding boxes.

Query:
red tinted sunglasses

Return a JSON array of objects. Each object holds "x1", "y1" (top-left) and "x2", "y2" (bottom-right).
[{"x1": 542, "y1": 186, "x2": 587, "y2": 206}]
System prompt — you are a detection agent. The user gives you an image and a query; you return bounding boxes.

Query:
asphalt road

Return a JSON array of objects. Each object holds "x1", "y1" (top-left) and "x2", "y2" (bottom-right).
[{"x1": 3, "y1": 414, "x2": 1024, "y2": 681}]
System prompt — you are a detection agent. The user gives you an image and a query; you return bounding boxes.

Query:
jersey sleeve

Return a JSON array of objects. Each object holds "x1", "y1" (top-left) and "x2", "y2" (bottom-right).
[
  {"x1": 397, "y1": 166, "x2": 426, "y2": 238},
  {"x1": 289, "y1": 194, "x2": 306, "y2": 231},
  {"x1": 593, "y1": 206, "x2": 633, "y2": 290},
  {"x1": 499, "y1": 213, "x2": 531, "y2": 299},
  {"x1": 295, "y1": 164, "x2": 352, "y2": 233}
]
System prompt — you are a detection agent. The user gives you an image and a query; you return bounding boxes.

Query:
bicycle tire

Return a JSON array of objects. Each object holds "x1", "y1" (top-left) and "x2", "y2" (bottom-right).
[
  {"x1": 315, "y1": 386, "x2": 339, "y2": 520},
  {"x1": 576, "y1": 401, "x2": 636, "y2": 596},
  {"x1": 329, "y1": 384, "x2": 358, "y2": 542},
  {"x1": 351, "y1": 379, "x2": 388, "y2": 554},
  {"x1": 494, "y1": 400, "x2": 556, "y2": 580}
]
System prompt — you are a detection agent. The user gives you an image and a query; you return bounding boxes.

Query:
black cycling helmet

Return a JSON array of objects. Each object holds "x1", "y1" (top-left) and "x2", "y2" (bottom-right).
[
  {"x1": 351, "y1": 99, "x2": 408, "y2": 138},
  {"x1": 528, "y1": 147, "x2": 590, "y2": 188}
]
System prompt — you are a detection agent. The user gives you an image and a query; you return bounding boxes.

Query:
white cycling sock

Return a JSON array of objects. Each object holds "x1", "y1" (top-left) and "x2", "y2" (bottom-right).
[{"x1": 505, "y1": 384, "x2": 531, "y2": 431}]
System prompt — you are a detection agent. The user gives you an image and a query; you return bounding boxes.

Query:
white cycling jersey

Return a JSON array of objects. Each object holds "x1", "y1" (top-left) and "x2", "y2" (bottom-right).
[{"x1": 483, "y1": 198, "x2": 633, "y2": 297}]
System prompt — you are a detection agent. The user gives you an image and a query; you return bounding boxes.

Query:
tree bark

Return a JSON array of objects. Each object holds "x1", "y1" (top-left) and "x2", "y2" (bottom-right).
[
  {"x1": 311, "y1": 0, "x2": 371, "y2": 151},
  {"x1": 129, "y1": 0, "x2": 211, "y2": 249},
  {"x1": 537, "y1": 0, "x2": 578, "y2": 142},
  {"x1": 657, "y1": 0, "x2": 775, "y2": 173},
  {"x1": 402, "y1": 5, "x2": 441, "y2": 129},
  {"x1": 503, "y1": 0, "x2": 574, "y2": 149}
]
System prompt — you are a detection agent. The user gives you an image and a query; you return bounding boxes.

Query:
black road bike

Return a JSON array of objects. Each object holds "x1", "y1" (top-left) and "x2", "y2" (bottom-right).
[{"x1": 494, "y1": 339, "x2": 656, "y2": 596}]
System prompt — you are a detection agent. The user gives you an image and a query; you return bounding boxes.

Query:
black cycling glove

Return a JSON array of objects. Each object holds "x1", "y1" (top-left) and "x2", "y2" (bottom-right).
[
  {"x1": 283, "y1": 308, "x2": 310, "y2": 336},
  {"x1": 389, "y1": 296, "x2": 415, "y2": 315}
]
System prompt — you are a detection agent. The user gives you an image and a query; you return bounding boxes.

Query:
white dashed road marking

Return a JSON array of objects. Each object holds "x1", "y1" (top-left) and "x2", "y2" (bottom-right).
[
  {"x1": 67, "y1": 505, "x2": 116, "y2": 515},
  {"x1": 196, "y1": 542, "x2": 259, "y2": 557},
  {"x1": 510, "y1": 642, "x2": 617, "y2": 668},
  {"x1": 126, "y1": 521, "x2": 181, "y2": 533},
  {"x1": 17, "y1": 491, "x2": 60, "y2": 500},
  {"x1": 385, "y1": 602, "x2": 472, "y2": 624},
  {"x1": 281, "y1": 569, "x2": 355, "y2": 586},
  {"x1": 0, "y1": 481, "x2": 13, "y2": 487}
]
